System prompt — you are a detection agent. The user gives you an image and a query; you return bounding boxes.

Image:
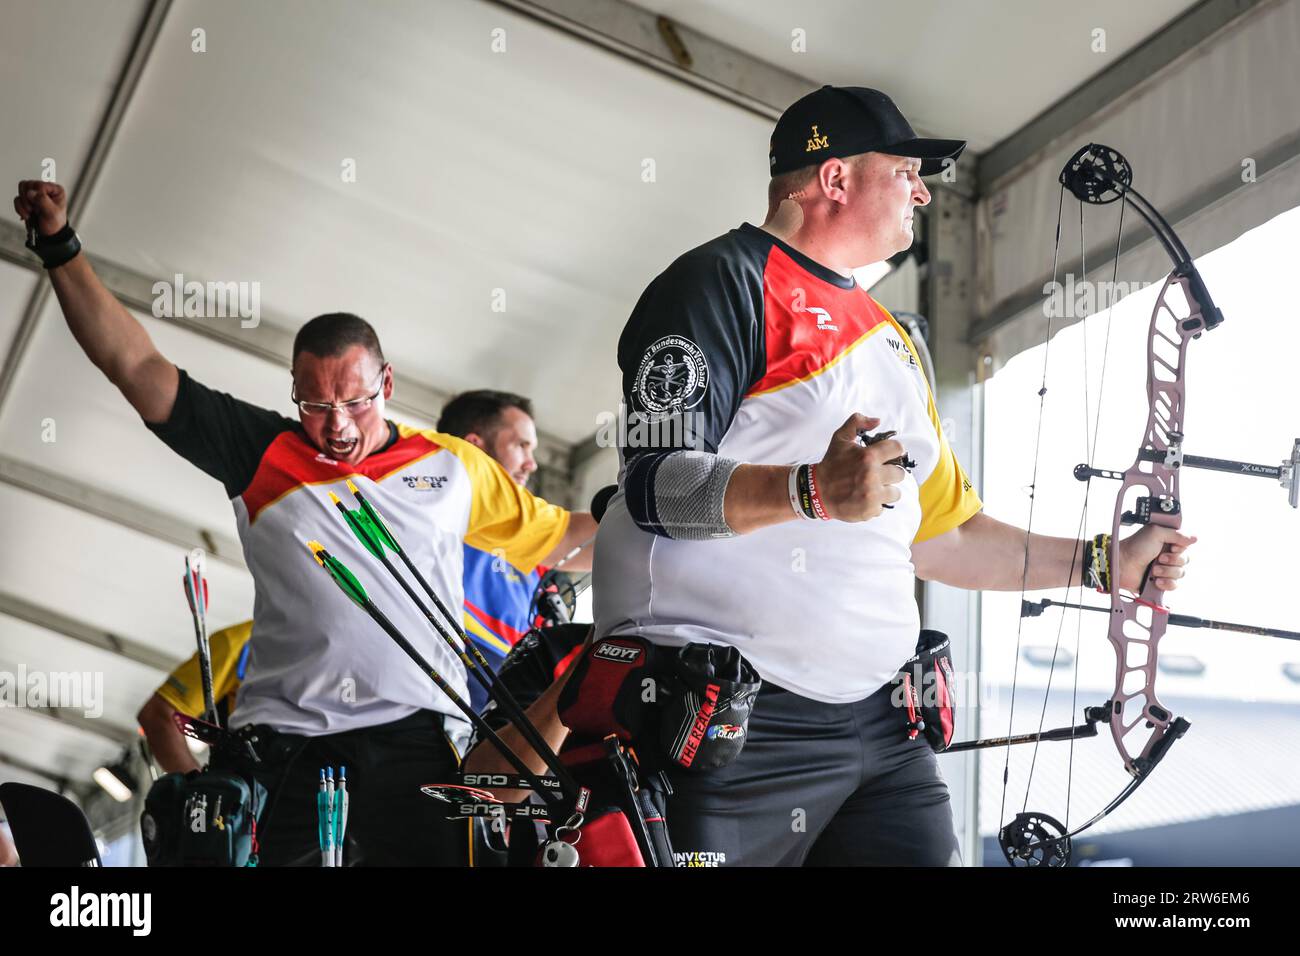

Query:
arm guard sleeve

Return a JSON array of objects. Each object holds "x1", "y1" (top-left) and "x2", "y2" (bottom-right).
[{"x1": 625, "y1": 450, "x2": 741, "y2": 540}]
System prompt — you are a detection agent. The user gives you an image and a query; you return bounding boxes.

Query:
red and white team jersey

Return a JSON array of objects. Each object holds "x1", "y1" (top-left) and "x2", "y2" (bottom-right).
[
  {"x1": 148, "y1": 371, "x2": 569, "y2": 735},
  {"x1": 594, "y1": 223, "x2": 981, "y2": 703}
]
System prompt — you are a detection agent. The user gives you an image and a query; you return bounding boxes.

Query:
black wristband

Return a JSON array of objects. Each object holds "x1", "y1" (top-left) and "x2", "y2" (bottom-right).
[{"x1": 28, "y1": 223, "x2": 81, "y2": 270}]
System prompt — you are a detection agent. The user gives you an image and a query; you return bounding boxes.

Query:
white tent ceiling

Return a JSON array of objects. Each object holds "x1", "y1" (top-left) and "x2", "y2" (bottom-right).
[
  {"x1": 634, "y1": 0, "x2": 1198, "y2": 151},
  {"x1": 0, "y1": 0, "x2": 1256, "y2": 798},
  {"x1": 975, "y1": 0, "x2": 1300, "y2": 362}
]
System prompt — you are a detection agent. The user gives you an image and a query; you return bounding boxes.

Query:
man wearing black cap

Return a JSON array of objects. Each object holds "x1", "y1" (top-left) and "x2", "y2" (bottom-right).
[{"x1": 592, "y1": 86, "x2": 1193, "y2": 865}]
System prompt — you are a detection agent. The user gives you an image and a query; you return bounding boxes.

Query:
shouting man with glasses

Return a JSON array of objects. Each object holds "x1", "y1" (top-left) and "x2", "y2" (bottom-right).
[{"x1": 15, "y1": 180, "x2": 596, "y2": 865}]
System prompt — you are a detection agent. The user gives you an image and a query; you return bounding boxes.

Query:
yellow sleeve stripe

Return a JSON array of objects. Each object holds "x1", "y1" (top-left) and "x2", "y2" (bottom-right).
[
  {"x1": 152, "y1": 620, "x2": 254, "y2": 718},
  {"x1": 411, "y1": 427, "x2": 570, "y2": 574},
  {"x1": 153, "y1": 682, "x2": 189, "y2": 714},
  {"x1": 877, "y1": 308, "x2": 984, "y2": 544},
  {"x1": 462, "y1": 611, "x2": 513, "y2": 656},
  {"x1": 916, "y1": 463, "x2": 983, "y2": 543}
]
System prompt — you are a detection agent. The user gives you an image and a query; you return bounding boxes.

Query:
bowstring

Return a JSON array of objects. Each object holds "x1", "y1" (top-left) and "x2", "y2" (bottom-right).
[
  {"x1": 999, "y1": 184, "x2": 1066, "y2": 834},
  {"x1": 1051, "y1": 197, "x2": 1127, "y2": 833},
  {"x1": 1019, "y1": 201, "x2": 1091, "y2": 826},
  {"x1": 1009, "y1": 174, "x2": 1129, "y2": 849}
]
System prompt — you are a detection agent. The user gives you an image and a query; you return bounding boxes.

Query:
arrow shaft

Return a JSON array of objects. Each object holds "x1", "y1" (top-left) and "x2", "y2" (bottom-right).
[
  {"x1": 336, "y1": 494, "x2": 582, "y2": 797},
  {"x1": 334, "y1": 560, "x2": 570, "y2": 816},
  {"x1": 1026, "y1": 598, "x2": 1300, "y2": 641},
  {"x1": 185, "y1": 556, "x2": 218, "y2": 727}
]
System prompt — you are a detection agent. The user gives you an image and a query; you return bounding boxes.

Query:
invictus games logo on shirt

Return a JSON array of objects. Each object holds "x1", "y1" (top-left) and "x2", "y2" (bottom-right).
[
  {"x1": 401, "y1": 475, "x2": 448, "y2": 491},
  {"x1": 805, "y1": 124, "x2": 829, "y2": 153},
  {"x1": 886, "y1": 335, "x2": 921, "y2": 372},
  {"x1": 674, "y1": 849, "x2": 726, "y2": 867},
  {"x1": 632, "y1": 335, "x2": 709, "y2": 420}
]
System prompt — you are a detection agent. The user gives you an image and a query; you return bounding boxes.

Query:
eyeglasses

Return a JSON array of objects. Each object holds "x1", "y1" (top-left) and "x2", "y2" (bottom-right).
[{"x1": 291, "y1": 367, "x2": 387, "y2": 417}]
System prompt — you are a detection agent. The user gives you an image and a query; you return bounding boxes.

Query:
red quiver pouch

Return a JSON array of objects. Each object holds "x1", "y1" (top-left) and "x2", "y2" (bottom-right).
[
  {"x1": 557, "y1": 636, "x2": 659, "y2": 742},
  {"x1": 892, "y1": 628, "x2": 957, "y2": 752},
  {"x1": 550, "y1": 808, "x2": 644, "y2": 867}
]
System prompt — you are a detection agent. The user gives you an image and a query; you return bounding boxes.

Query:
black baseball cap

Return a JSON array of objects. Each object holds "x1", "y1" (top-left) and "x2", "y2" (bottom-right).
[{"x1": 769, "y1": 85, "x2": 965, "y2": 177}]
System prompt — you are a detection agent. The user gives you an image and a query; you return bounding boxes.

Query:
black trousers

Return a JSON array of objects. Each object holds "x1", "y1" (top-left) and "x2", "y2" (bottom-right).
[
  {"x1": 662, "y1": 681, "x2": 962, "y2": 867},
  {"x1": 213, "y1": 710, "x2": 472, "y2": 866}
]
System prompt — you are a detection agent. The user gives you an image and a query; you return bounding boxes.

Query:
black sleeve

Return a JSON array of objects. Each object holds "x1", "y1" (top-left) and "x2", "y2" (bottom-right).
[
  {"x1": 481, "y1": 625, "x2": 588, "y2": 733},
  {"x1": 616, "y1": 240, "x2": 766, "y2": 533},
  {"x1": 145, "y1": 368, "x2": 297, "y2": 499}
]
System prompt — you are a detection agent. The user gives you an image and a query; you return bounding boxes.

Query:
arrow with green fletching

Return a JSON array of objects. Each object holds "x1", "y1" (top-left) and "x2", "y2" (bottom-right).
[
  {"x1": 330, "y1": 481, "x2": 398, "y2": 560},
  {"x1": 324, "y1": 479, "x2": 586, "y2": 805},
  {"x1": 301, "y1": 537, "x2": 575, "y2": 816},
  {"x1": 306, "y1": 539, "x2": 370, "y2": 610}
]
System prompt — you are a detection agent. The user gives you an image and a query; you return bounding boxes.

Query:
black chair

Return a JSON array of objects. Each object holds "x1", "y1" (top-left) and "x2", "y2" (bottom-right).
[{"x1": 0, "y1": 782, "x2": 102, "y2": 866}]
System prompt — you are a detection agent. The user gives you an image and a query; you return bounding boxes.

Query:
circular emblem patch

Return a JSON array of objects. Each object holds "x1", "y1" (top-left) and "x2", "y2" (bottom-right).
[{"x1": 632, "y1": 335, "x2": 709, "y2": 420}]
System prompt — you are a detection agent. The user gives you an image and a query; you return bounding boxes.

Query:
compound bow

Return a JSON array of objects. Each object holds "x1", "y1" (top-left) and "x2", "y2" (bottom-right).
[{"x1": 947, "y1": 144, "x2": 1300, "y2": 867}]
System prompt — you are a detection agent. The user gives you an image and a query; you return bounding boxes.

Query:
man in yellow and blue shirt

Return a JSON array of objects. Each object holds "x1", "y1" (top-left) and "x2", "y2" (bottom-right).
[{"x1": 437, "y1": 390, "x2": 593, "y2": 713}]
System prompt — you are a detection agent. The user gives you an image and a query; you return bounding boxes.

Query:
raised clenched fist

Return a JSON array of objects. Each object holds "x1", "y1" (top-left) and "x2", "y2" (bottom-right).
[{"x1": 13, "y1": 180, "x2": 68, "y2": 237}]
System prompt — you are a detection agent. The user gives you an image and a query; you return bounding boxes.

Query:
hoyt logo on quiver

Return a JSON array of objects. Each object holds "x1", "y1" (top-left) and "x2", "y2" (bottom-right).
[
  {"x1": 558, "y1": 636, "x2": 660, "y2": 742},
  {"x1": 559, "y1": 637, "x2": 762, "y2": 772},
  {"x1": 594, "y1": 640, "x2": 643, "y2": 664}
]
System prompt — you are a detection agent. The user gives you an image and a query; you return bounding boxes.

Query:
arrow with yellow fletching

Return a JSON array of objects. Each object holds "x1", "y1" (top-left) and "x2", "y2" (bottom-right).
[{"x1": 306, "y1": 539, "x2": 369, "y2": 609}]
